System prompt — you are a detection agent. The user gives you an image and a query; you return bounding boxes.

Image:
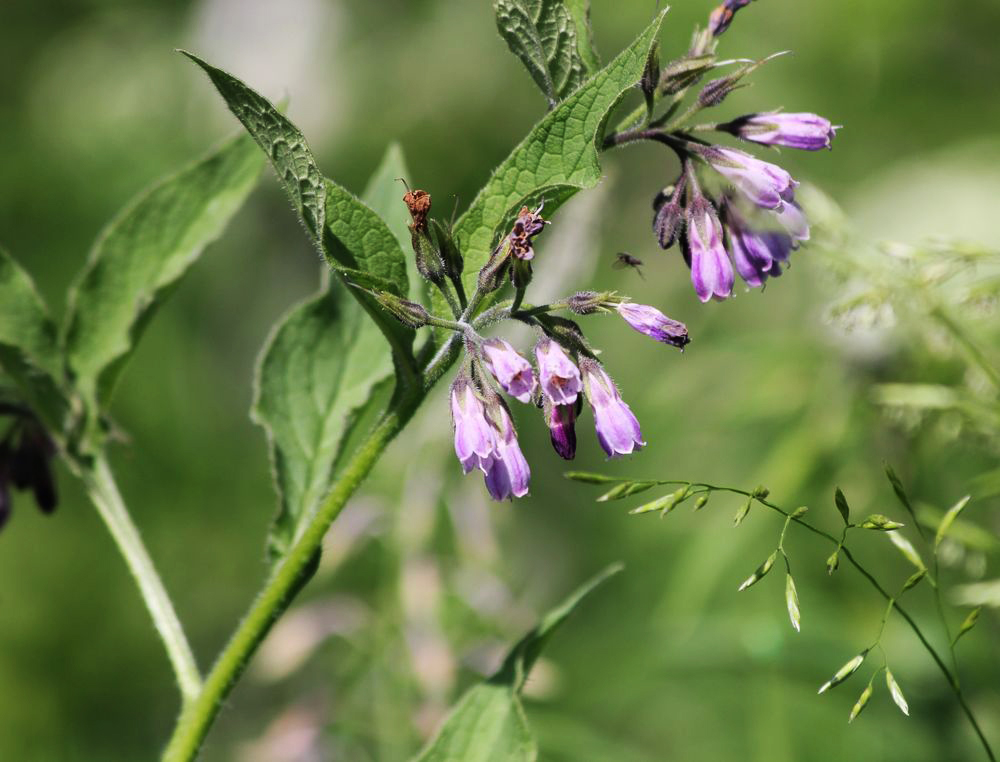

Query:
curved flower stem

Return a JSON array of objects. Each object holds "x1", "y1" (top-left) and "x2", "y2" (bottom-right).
[{"x1": 81, "y1": 453, "x2": 202, "y2": 705}]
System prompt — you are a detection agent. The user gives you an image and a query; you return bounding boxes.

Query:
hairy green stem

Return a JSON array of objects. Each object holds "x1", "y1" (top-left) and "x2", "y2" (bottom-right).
[
  {"x1": 82, "y1": 454, "x2": 202, "y2": 704},
  {"x1": 161, "y1": 339, "x2": 464, "y2": 759}
]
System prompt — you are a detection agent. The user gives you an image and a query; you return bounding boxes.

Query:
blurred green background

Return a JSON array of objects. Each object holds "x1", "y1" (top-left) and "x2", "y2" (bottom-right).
[{"x1": 1, "y1": 0, "x2": 998, "y2": 759}]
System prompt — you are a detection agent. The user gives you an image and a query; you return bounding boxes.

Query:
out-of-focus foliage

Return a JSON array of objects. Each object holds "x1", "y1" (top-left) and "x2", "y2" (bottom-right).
[{"x1": 1, "y1": 1, "x2": 998, "y2": 760}]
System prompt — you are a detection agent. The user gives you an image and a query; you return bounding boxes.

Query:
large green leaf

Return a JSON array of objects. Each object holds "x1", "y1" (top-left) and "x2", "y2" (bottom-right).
[
  {"x1": 0, "y1": 248, "x2": 68, "y2": 429},
  {"x1": 415, "y1": 563, "x2": 623, "y2": 762},
  {"x1": 564, "y1": 0, "x2": 600, "y2": 73},
  {"x1": 253, "y1": 146, "x2": 411, "y2": 561},
  {"x1": 494, "y1": 0, "x2": 597, "y2": 107},
  {"x1": 456, "y1": 10, "x2": 666, "y2": 299},
  {"x1": 180, "y1": 51, "x2": 326, "y2": 242},
  {"x1": 184, "y1": 53, "x2": 415, "y2": 364},
  {"x1": 63, "y1": 132, "x2": 264, "y2": 421}
]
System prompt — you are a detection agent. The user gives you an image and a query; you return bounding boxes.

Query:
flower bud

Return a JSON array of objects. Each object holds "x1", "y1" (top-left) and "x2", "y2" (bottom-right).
[
  {"x1": 410, "y1": 226, "x2": 446, "y2": 285},
  {"x1": 615, "y1": 303, "x2": 690, "y2": 349},
  {"x1": 719, "y1": 112, "x2": 838, "y2": 151},
  {"x1": 567, "y1": 291, "x2": 609, "y2": 315},
  {"x1": 372, "y1": 291, "x2": 430, "y2": 328},
  {"x1": 431, "y1": 218, "x2": 464, "y2": 279}
]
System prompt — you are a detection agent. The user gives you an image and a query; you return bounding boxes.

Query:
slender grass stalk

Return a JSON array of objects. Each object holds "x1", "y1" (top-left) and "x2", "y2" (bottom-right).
[{"x1": 82, "y1": 454, "x2": 202, "y2": 704}]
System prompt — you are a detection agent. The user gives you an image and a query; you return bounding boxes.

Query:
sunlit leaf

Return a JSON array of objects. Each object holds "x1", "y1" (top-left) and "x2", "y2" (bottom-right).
[
  {"x1": 63, "y1": 132, "x2": 264, "y2": 437},
  {"x1": 818, "y1": 650, "x2": 867, "y2": 694},
  {"x1": 415, "y1": 563, "x2": 622, "y2": 761},
  {"x1": 935, "y1": 495, "x2": 971, "y2": 551},
  {"x1": 885, "y1": 668, "x2": 909, "y2": 716},
  {"x1": 494, "y1": 0, "x2": 596, "y2": 107},
  {"x1": 452, "y1": 11, "x2": 667, "y2": 302},
  {"x1": 889, "y1": 532, "x2": 926, "y2": 571},
  {"x1": 785, "y1": 573, "x2": 801, "y2": 632}
]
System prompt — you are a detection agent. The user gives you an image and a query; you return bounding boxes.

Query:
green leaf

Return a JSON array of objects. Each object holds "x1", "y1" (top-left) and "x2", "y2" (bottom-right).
[
  {"x1": 415, "y1": 563, "x2": 623, "y2": 762},
  {"x1": 454, "y1": 10, "x2": 666, "y2": 301},
  {"x1": 0, "y1": 248, "x2": 68, "y2": 429},
  {"x1": 884, "y1": 463, "x2": 919, "y2": 525},
  {"x1": 888, "y1": 532, "x2": 926, "y2": 571},
  {"x1": 180, "y1": 51, "x2": 325, "y2": 241},
  {"x1": 494, "y1": 0, "x2": 595, "y2": 107},
  {"x1": 184, "y1": 52, "x2": 415, "y2": 367},
  {"x1": 834, "y1": 487, "x2": 850, "y2": 525},
  {"x1": 253, "y1": 146, "x2": 411, "y2": 561},
  {"x1": 563, "y1": 0, "x2": 600, "y2": 73},
  {"x1": 63, "y1": 132, "x2": 264, "y2": 425},
  {"x1": 935, "y1": 495, "x2": 971, "y2": 550}
]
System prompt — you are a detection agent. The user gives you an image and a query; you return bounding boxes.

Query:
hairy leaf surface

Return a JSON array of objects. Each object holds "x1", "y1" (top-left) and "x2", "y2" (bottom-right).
[
  {"x1": 455, "y1": 11, "x2": 666, "y2": 299},
  {"x1": 253, "y1": 146, "x2": 409, "y2": 560},
  {"x1": 494, "y1": 0, "x2": 596, "y2": 107}
]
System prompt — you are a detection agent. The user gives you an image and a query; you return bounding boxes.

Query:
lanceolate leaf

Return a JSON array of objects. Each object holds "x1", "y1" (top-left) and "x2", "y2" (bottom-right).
[
  {"x1": 455, "y1": 10, "x2": 667, "y2": 299},
  {"x1": 0, "y1": 248, "x2": 68, "y2": 429},
  {"x1": 253, "y1": 146, "x2": 410, "y2": 561},
  {"x1": 180, "y1": 51, "x2": 325, "y2": 241},
  {"x1": 415, "y1": 563, "x2": 623, "y2": 762},
  {"x1": 63, "y1": 132, "x2": 264, "y2": 423},
  {"x1": 494, "y1": 0, "x2": 594, "y2": 107},
  {"x1": 184, "y1": 53, "x2": 414, "y2": 363}
]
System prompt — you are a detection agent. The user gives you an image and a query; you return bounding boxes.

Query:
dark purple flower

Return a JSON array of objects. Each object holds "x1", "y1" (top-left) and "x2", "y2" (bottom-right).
[
  {"x1": 685, "y1": 196, "x2": 734, "y2": 302},
  {"x1": 482, "y1": 339, "x2": 537, "y2": 403},
  {"x1": 546, "y1": 402, "x2": 578, "y2": 460},
  {"x1": 535, "y1": 338, "x2": 582, "y2": 405},
  {"x1": 722, "y1": 200, "x2": 792, "y2": 288},
  {"x1": 722, "y1": 112, "x2": 838, "y2": 151},
  {"x1": 481, "y1": 402, "x2": 531, "y2": 500},
  {"x1": 700, "y1": 145, "x2": 797, "y2": 210},
  {"x1": 580, "y1": 359, "x2": 644, "y2": 458},
  {"x1": 615, "y1": 303, "x2": 690, "y2": 349},
  {"x1": 450, "y1": 380, "x2": 497, "y2": 474}
]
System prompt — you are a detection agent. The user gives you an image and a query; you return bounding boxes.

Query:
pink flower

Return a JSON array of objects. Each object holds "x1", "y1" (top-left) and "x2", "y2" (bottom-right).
[
  {"x1": 685, "y1": 196, "x2": 734, "y2": 302},
  {"x1": 615, "y1": 303, "x2": 690, "y2": 348},
  {"x1": 482, "y1": 339, "x2": 537, "y2": 404},
  {"x1": 701, "y1": 146, "x2": 797, "y2": 210},
  {"x1": 580, "y1": 359, "x2": 644, "y2": 457},
  {"x1": 534, "y1": 338, "x2": 582, "y2": 405}
]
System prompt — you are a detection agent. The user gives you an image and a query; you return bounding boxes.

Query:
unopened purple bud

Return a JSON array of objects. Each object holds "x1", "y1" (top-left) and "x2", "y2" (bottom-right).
[
  {"x1": 450, "y1": 380, "x2": 496, "y2": 474},
  {"x1": 481, "y1": 403, "x2": 530, "y2": 500},
  {"x1": 482, "y1": 339, "x2": 537, "y2": 404},
  {"x1": 567, "y1": 291, "x2": 605, "y2": 315},
  {"x1": 654, "y1": 198, "x2": 685, "y2": 249},
  {"x1": 546, "y1": 402, "x2": 578, "y2": 460},
  {"x1": 721, "y1": 112, "x2": 838, "y2": 151},
  {"x1": 580, "y1": 359, "x2": 644, "y2": 458},
  {"x1": 615, "y1": 303, "x2": 690, "y2": 349},
  {"x1": 686, "y1": 196, "x2": 734, "y2": 302},
  {"x1": 701, "y1": 146, "x2": 797, "y2": 210},
  {"x1": 535, "y1": 338, "x2": 582, "y2": 406}
]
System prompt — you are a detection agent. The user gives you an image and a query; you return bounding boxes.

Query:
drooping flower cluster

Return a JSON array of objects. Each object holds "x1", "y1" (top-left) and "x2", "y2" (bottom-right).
[
  {"x1": 629, "y1": 4, "x2": 840, "y2": 302},
  {"x1": 0, "y1": 412, "x2": 58, "y2": 530}
]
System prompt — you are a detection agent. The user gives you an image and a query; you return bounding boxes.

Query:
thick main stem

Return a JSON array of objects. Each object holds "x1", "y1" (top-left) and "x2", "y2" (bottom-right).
[
  {"x1": 84, "y1": 454, "x2": 202, "y2": 703},
  {"x1": 162, "y1": 385, "x2": 427, "y2": 761}
]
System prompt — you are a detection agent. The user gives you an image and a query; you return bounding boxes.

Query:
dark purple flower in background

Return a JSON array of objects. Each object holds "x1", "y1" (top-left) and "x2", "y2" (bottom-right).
[
  {"x1": 535, "y1": 338, "x2": 582, "y2": 405},
  {"x1": 450, "y1": 380, "x2": 496, "y2": 474},
  {"x1": 685, "y1": 196, "x2": 734, "y2": 302},
  {"x1": 700, "y1": 145, "x2": 797, "y2": 210},
  {"x1": 546, "y1": 402, "x2": 578, "y2": 460},
  {"x1": 482, "y1": 338, "x2": 537, "y2": 403},
  {"x1": 721, "y1": 112, "x2": 838, "y2": 151},
  {"x1": 774, "y1": 199, "x2": 810, "y2": 243},
  {"x1": 481, "y1": 403, "x2": 531, "y2": 500},
  {"x1": 580, "y1": 359, "x2": 644, "y2": 458},
  {"x1": 721, "y1": 200, "x2": 791, "y2": 288},
  {"x1": 615, "y1": 303, "x2": 690, "y2": 349}
]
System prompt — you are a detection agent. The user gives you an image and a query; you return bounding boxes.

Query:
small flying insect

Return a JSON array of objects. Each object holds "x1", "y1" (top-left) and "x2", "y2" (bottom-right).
[{"x1": 613, "y1": 252, "x2": 645, "y2": 279}]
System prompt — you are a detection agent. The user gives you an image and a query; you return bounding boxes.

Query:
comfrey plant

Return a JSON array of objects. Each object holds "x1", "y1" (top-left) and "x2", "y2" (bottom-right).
[{"x1": 4, "y1": 2, "x2": 989, "y2": 760}]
